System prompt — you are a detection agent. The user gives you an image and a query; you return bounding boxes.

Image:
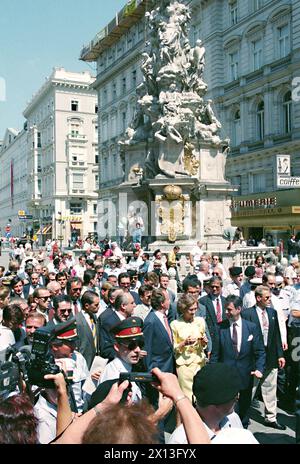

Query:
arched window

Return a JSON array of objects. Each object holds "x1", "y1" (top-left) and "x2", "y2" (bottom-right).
[
  {"x1": 283, "y1": 91, "x2": 292, "y2": 133},
  {"x1": 257, "y1": 101, "x2": 264, "y2": 140},
  {"x1": 233, "y1": 109, "x2": 241, "y2": 146}
]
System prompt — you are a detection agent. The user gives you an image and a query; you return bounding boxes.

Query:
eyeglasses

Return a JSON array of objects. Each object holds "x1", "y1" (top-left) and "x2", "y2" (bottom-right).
[
  {"x1": 119, "y1": 339, "x2": 145, "y2": 350},
  {"x1": 120, "y1": 282, "x2": 131, "y2": 287},
  {"x1": 39, "y1": 295, "x2": 51, "y2": 301},
  {"x1": 211, "y1": 285, "x2": 221, "y2": 289},
  {"x1": 72, "y1": 287, "x2": 82, "y2": 292}
]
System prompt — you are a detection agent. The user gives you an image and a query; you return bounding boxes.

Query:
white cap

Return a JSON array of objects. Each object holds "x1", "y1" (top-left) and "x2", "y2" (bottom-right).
[{"x1": 249, "y1": 277, "x2": 262, "y2": 285}]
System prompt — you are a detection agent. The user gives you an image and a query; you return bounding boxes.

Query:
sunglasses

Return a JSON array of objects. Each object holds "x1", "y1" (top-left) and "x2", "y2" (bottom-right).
[
  {"x1": 119, "y1": 339, "x2": 145, "y2": 350},
  {"x1": 39, "y1": 296, "x2": 51, "y2": 301}
]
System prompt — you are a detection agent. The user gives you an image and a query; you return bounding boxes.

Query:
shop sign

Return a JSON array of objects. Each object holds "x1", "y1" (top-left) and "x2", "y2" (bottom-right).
[
  {"x1": 232, "y1": 207, "x2": 285, "y2": 217},
  {"x1": 231, "y1": 197, "x2": 277, "y2": 210},
  {"x1": 277, "y1": 155, "x2": 291, "y2": 176},
  {"x1": 277, "y1": 176, "x2": 300, "y2": 188}
]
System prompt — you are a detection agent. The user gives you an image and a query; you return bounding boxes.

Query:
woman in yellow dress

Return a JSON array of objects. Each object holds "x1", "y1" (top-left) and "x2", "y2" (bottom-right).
[{"x1": 170, "y1": 294, "x2": 207, "y2": 401}]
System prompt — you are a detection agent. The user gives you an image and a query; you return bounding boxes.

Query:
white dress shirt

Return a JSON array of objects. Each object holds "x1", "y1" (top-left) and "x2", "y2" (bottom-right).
[
  {"x1": 168, "y1": 412, "x2": 258, "y2": 444},
  {"x1": 98, "y1": 357, "x2": 142, "y2": 403},
  {"x1": 155, "y1": 310, "x2": 170, "y2": 335},
  {"x1": 211, "y1": 295, "x2": 223, "y2": 319},
  {"x1": 255, "y1": 306, "x2": 269, "y2": 346}
]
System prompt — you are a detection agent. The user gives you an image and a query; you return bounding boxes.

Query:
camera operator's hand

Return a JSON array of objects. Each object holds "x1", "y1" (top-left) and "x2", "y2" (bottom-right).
[
  {"x1": 151, "y1": 367, "x2": 183, "y2": 403},
  {"x1": 44, "y1": 372, "x2": 67, "y2": 396},
  {"x1": 139, "y1": 349, "x2": 148, "y2": 358},
  {"x1": 102, "y1": 380, "x2": 133, "y2": 408}
]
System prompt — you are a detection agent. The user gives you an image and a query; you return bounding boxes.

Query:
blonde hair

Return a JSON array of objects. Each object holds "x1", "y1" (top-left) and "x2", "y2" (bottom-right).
[{"x1": 177, "y1": 294, "x2": 197, "y2": 315}]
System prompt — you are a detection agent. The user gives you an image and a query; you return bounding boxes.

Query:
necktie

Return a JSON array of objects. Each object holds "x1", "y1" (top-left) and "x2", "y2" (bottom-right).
[
  {"x1": 73, "y1": 301, "x2": 79, "y2": 315},
  {"x1": 216, "y1": 298, "x2": 222, "y2": 323},
  {"x1": 163, "y1": 314, "x2": 173, "y2": 342},
  {"x1": 261, "y1": 309, "x2": 269, "y2": 346},
  {"x1": 232, "y1": 322, "x2": 238, "y2": 355},
  {"x1": 89, "y1": 315, "x2": 97, "y2": 350}
]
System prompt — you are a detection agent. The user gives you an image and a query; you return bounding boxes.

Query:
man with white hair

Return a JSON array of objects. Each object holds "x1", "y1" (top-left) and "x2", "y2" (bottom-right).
[
  {"x1": 111, "y1": 242, "x2": 123, "y2": 260},
  {"x1": 65, "y1": 251, "x2": 75, "y2": 270},
  {"x1": 197, "y1": 261, "x2": 211, "y2": 286},
  {"x1": 285, "y1": 257, "x2": 299, "y2": 285}
]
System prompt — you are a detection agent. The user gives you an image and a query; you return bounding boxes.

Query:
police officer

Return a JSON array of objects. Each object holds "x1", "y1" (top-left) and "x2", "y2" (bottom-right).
[
  {"x1": 91, "y1": 317, "x2": 145, "y2": 405},
  {"x1": 50, "y1": 318, "x2": 89, "y2": 413}
]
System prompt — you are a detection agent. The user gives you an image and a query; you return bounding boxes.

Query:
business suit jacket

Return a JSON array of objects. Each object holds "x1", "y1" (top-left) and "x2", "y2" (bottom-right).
[
  {"x1": 212, "y1": 318, "x2": 266, "y2": 389},
  {"x1": 143, "y1": 310, "x2": 176, "y2": 374},
  {"x1": 241, "y1": 306, "x2": 284, "y2": 369},
  {"x1": 76, "y1": 311, "x2": 99, "y2": 369},
  {"x1": 98, "y1": 307, "x2": 120, "y2": 361},
  {"x1": 199, "y1": 295, "x2": 226, "y2": 353}
]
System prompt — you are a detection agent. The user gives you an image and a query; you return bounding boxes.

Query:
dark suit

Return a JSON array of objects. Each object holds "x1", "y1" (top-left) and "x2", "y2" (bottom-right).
[
  {"x1": 98, "y1": 307, "x2": 120, "y2": 361},
  {"x1": 200, "y1": 294, "x2": 226, "y2": 355},
  {"x1": 242, "y1": 306, "x2": 283, "y2": 369},
  {"x1": 11, "y1": 284, "x2": 30, "y2": 300},
  {"x1": 242, "y1": 306, "x2": 284, "y2": 422},
  {"x1": 143, "y1": 309, "x2": 176, "y2": 435},
  {"x1": 143, "y1": 310, "x2": 175, "y2": 374},
  {"x1": 76, "y1": 311, "x2": 99, "y2": 369},
  {"x1": 213, "y1": 317, "x2": 266, "y2": 426}
]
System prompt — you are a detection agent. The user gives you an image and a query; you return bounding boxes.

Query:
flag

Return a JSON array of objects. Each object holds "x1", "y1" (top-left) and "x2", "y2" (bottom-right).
[
  {"x1": 123, "y1": 0, "x2": 136, "y2": 17},
  {"x1": 10, "y1": 160, "x2": 14, "y2": 208}
]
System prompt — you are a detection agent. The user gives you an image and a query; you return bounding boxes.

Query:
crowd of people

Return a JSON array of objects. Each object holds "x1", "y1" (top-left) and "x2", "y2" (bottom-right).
[{"x1": 0, "y1": 235, "x2": 299, "y2": 445}]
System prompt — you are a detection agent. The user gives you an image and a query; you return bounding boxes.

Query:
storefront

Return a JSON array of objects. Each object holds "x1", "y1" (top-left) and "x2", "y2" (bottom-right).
[
  {"x1": 36, "y1": 224, "x2": 53, "y2": 246},
  {"x1": 231, "y1": 189, "x2": 300, "y2": 246},
  {"x1": 68, "y1": 216, "x2": 83, "y2": 244}
]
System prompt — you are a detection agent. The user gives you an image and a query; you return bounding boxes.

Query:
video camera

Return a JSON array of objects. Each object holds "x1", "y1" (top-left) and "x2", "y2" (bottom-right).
[
  {"x1": 26, "y1": 328, "x2": 61, "y2": 389},
  {"x1": 0, "y1": 351, "x2": 21, "y2": 400}
]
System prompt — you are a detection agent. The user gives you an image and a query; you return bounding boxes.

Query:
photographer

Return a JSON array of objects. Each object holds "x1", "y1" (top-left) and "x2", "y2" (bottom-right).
[{"x1": 33, "y1": 319, "x2": 88, "y2": 443}]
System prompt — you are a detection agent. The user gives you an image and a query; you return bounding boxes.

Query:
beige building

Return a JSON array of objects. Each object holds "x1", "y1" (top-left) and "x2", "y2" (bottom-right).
[{"x1": 22, "y1": 68, "x2": 99, "y2": 245}]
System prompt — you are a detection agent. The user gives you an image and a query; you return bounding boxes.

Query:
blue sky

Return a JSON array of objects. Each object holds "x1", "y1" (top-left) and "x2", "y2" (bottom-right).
[{"x1": 0, "y1": 0, "x2": 127, "y2": 138}]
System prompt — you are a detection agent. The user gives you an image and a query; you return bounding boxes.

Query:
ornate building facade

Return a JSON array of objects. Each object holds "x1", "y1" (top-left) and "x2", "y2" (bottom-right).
[{"x1": 81, "y1": 0, "x2": 300, "y2": 244}]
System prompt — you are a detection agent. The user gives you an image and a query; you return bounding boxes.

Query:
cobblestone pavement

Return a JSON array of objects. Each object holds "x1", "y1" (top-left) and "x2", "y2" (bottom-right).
[{"x1": 248, "y1": 401, "x2": 295, "y2": 444}]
